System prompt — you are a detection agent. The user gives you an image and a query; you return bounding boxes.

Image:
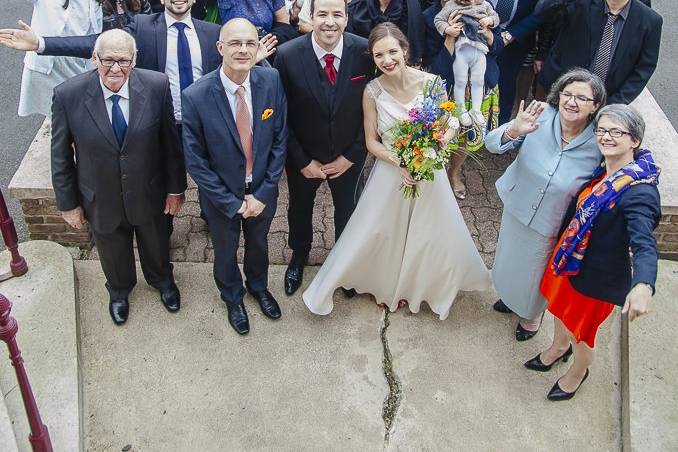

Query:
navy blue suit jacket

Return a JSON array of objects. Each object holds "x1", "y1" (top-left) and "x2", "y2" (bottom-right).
[
  {"x1": 181, "y1": 66, "x2": 288, "y2": 219},
  {"x1": 42, "y1": 12, "x2": 222, "y2": 74},
  {"x1": 422, "y1": 4, "x2": 504, "y2": 90},
  {"x1": 557, "y1": 182, "x2": 661, "y2": 306}
]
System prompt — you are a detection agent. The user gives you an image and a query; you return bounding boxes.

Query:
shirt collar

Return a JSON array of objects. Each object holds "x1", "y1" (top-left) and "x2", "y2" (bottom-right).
[
  {"x1": 219, "y1": 67, "x2": 251, "y2": 97},
  {"x1": 165, "y1": 11, "x2": 195, "y2": 29},
  {"x1": 311, "y1": 33, "x2": 344, "y2": 62},
  {"x1": 604, "y1": 1, "x2": 630, "y2": 20},
  {"x1": 99, "y1": 77, "x2": 130, "y2": 101}
]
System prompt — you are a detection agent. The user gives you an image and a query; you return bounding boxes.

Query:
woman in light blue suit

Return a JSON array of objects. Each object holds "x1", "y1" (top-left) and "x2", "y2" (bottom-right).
[{"x1": 485, "y1": 68, "x2": 606, "y2": 341}]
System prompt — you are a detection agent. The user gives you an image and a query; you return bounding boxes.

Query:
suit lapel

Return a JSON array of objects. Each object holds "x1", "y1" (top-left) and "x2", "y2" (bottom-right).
[
  {"x1": 156, "y1": 13, "x2": 168, "y2": 72},
  {"x1": 123, "y1": 71, "x2": 148, "y2": 150},
  {"x1": 250, "y1": 68, "x2": 266, "y2": 163},
  {"x1": 608, "y1": 1, "x2": 637, "y2": 74},
  {"x1": 194, "y1": 21, "x2": 212, "y2": 74},
  {"x1": 299, "y1": 34, "x2": 330, "y2": 116},
  {"x1": 589, "y1": 0, "x2": 607, "y2": 63},
  {"x1": 211, "y1": 70, "x2": 244, "y2": 154},
  {"x1": 84, "y1": 71, "x2": 120, "y2": 150},
  {"x1": 332, "y1": 37, "x2": 354, "y2": 115}
]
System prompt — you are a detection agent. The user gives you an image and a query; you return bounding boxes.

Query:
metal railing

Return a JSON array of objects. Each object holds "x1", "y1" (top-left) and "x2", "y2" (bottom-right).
[{"x1": 0, "y1": 190, "x2": 28, "y2": 281}]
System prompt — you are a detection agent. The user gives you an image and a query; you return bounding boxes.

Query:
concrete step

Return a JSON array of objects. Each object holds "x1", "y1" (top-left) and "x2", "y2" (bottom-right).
[
  {"x1": 75, "y1": 261, "x2": 624, "y2": 451},
  {"x1": 0, "y1": 241, "x2": 80, "y2": 452},
  {"x1": 0, "y1": 391, "x2": 19, "y2": 452}
]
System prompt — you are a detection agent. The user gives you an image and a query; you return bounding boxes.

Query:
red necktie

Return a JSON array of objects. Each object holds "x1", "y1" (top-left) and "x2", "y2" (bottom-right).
[{"x1": 323, "y1": 53, "x2": 337, "y2": 86}]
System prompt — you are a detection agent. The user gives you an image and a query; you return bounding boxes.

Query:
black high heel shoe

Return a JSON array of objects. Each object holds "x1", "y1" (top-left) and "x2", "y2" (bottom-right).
[
  {"x1": 493, "y1": 299, "x2": 512, "y2": 314},
  {"x1": 524, "y1": 345, "x2": 573, "y2": 372},
  {"x1": 515, "y1": 312, "x2": 545, "y2": 341},
  {"x1": 547, "y1": 369, "x2": 589, "y2": 401}
]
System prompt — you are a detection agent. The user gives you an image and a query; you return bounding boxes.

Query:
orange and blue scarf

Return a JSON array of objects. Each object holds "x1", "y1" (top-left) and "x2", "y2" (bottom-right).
[{"x1": 552, "y1": 148, "x2": 660, "y2": 276}]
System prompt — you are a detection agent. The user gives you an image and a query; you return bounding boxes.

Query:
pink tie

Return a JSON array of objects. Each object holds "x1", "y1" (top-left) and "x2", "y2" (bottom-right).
[{"x1": 235, "y1": 86, "x2": 253, "y2": 177}]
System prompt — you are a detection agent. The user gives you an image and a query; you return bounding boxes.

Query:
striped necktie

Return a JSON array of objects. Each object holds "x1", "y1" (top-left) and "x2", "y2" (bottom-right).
[{"x1": 592, "y1": 13, "x2": 618, "y2": 81}]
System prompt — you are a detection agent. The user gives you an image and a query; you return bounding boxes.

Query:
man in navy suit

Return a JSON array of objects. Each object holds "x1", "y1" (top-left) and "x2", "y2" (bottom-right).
[{"x1": 182, "y1": 18, "x2": 288, "y2": 335}]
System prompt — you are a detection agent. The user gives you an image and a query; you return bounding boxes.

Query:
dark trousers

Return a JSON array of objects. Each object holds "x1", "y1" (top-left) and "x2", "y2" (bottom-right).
[
  {"x1": 286, "y1": 154, "x2": 365, "y2": 257},
  {"x1": 201, "y1": 194, "x2": 275, "y2": 307},
  {"x1": 93, "y1": 212, "x2": 174, "y2": 299},
  {"x1": 497, "y1": 45, "x2": 531, "y2": 125}
]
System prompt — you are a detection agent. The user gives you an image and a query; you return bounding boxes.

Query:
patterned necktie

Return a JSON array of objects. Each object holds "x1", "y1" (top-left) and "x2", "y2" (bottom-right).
[
  {"x1": 235, "y1": 86, "x2": 253, "y2": 177},
  {"x1": 323, "y1": 53, "x2": 337, "y2": 86},
  {"x1": 493, "y1": 0, "x2": 515, "y2": 26},
  {"x1": 173, "y1": 22, "x2": 194, "y2": 91},
  {"x1": 110, "y1": 95, "x2": 127, "y2": 147},
  {"x1": 592, "y1": 13, "x2": 618, "y2": 81}
]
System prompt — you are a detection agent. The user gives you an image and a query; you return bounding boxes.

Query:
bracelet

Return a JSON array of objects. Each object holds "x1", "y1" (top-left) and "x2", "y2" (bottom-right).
[{"x1": 504, "y1": 127, "x2": 518, "y2": 141}]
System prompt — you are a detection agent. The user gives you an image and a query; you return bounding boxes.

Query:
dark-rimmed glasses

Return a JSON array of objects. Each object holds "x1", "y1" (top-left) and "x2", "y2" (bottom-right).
[
  {"x1": 559, "y1": 91, "x2": 595, "y2": 104},
  {"x1": 97, "y1": 53, "x2": 133, "y2": 68},
  {"x1": 593, "y1": 128, "x2": 633, "y2": 138}
]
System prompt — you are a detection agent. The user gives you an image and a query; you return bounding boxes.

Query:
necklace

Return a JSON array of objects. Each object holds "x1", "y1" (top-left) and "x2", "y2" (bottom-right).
[{"x1": 561, "y1": 136, "x2": 571, "y2": 145}]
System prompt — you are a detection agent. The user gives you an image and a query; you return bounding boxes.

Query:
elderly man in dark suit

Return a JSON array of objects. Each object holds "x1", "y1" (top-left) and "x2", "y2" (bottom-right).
[
  {"x1": 182, "y1": 18, "x2": 288, "y2": 335},
  {"x1": 50, "y1": 29, "x2": 187, "y2": 325},
  {"x1": 273, "y1": 0, "x2": 374, "y2": 296},
  {"x1": 536, "y1": 0, "x2": 662, "y2": 105}
]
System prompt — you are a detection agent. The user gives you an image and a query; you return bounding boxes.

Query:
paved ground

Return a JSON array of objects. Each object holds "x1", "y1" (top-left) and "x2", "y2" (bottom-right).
[{"x1": 76, "y1": 261, "x2": 622, "y2": 452}]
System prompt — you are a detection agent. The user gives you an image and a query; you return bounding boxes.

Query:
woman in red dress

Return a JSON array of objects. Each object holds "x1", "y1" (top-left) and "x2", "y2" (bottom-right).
[{"x1": 524, "y1": 104, "x2": 661, "y2": 401}]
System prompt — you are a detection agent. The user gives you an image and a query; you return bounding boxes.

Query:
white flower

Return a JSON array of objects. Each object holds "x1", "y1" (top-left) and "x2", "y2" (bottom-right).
[{"x1": 423, "y1": 148, "x2": 437, "y2": 159}]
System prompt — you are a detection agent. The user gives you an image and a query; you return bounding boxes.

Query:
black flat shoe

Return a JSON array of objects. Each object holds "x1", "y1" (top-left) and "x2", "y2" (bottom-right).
[
  {"x1": 524, "y1": 345, "x2": 573, "y2": 372},
  {"x1": 246, "y1": 286, "x2": 282, "y2": 320},
  {"x1": 341, "y1": 288, "x2": 356, "y2": 298},
  {"x1": 493, "y1": 299, "x2": 512, "y2": 314},
  {"x1": 515, "y1": 312, "x2": 545, "y2": 341},
  {"x1": 226, "y1": 303, "x2": 250, "y2": 335},
  {"x1": 159, "y1": 282, "x2": 181, "y2": 312},
  {"x1": 109, "y1": 296, "x2": 129, "y2": 325},
  {"x1": 284, "y1": 253, "x2": 307, "y2": 295},
  {"x1": 547, "y1": 369, "x2": 589, "y2": 401}
]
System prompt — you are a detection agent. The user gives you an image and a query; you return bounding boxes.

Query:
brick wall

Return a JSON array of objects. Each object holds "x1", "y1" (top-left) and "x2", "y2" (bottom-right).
[
  {"x1": 19, "y1": 198, "x2": 92, "y2": 248},
  {"x1": 655, "y1": 213, "x2": 678, "y2": 261}
]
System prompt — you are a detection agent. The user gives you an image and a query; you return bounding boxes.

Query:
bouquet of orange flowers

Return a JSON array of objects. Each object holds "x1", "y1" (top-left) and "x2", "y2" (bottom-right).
[{"x1": 389, "y1": 77, "x2": 460, "y2": 198}]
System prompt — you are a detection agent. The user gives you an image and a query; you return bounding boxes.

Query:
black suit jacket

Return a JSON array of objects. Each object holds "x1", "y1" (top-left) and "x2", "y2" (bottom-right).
[
  {"x1": 42, "y1": 12, "x2": 222, "y2": 74},
  {"x1": 556, "y1": 182, "x2": 661, "y2": 306},
  {"x1": 51, "y1": 69, "x2": 187, "y2": 234},
  {"x1": 181, "y1": 67, "x2": 288, "y2": 219},
  {"x1": 273, "y1": 33, "x2": 375, "y2": 171},
  {"x1": 536, "y1": 0, "x2": 662, "y2": 104}
]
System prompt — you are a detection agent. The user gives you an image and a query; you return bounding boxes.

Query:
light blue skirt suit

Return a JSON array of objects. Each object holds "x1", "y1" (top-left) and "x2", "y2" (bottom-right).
[{"x1": 485, "y1": 105, "x2": 602, "y2": 319}]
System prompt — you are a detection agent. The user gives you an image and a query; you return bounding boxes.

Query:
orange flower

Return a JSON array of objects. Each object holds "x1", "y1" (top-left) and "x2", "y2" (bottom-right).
[
  {"x1": 261, "y1": 108, "x2": 274, "y2": 120},
  {"x1": 431, "y1": 121, "x2": 440, "y2": 128},
  {"x1": 440, "y1": 101, "x2": 455, "y2": 112},
  {"x1": 433, "y1": 131, "x2": 441, "y2": 140},
  {"x1": 414, "y1": 148, "x2": 422, "y2": 155}
]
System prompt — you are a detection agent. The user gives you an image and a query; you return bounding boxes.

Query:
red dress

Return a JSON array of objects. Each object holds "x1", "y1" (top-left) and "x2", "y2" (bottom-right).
[{"x1": 540, "y1": 179, "x2": 615, "y2": 348}]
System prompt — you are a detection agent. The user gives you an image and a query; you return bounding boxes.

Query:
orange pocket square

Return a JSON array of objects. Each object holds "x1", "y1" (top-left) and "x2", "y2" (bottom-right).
[{"x1": 261, "y1": 108, "x2": 274, "y2": 120}]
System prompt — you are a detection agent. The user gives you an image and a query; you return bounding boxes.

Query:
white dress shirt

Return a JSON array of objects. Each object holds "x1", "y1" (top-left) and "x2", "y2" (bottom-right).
[
  {"x1": 99, "y1": 77, "x2": 130, "y2": 124},
  {"x1": 165, "y1": 12, "x2": 203, "y2": 122},
  {"x1": 311, "y1": 33, "x2": 343, "y2": 73},
  {"x1": 219, "y1": 69, "x2": 253, "y2": 127}
]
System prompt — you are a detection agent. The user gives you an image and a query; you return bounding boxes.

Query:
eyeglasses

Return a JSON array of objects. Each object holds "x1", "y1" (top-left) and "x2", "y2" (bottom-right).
[
  {"x1": 220, "y1": 40, "x2": 259, "y2": 50},
  {"x1": 593, "y1": 127, "x2": 633, "y2": 138},
  {"x1": 97, "y1": 53, "x2": 133, "y2": 68},
  {"x1": 559, "y1": 91, "x2": 595, "y2": 104}
]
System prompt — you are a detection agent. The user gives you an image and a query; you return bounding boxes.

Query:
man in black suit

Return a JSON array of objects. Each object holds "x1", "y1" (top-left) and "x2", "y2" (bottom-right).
[
  {"x1": 50, "y1": 30, "x2": 187, "y2": 325},
  {"x1": 536, "y1": 0, "x2": 662, "y2": 104},
  {"x1": 273, "y1": 0, "x2": 374, "y2": 296},
  {"x1": 182, "y1": 19, "x2": 288, "y2": 335}
]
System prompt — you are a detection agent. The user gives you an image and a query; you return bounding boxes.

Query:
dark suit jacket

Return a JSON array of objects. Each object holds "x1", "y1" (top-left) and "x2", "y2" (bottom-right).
[
  {"x1": 556, "y1": 182, "x2": 661, "y2": 306},
  {"x1": 273, "y1": 33, "x2": 375, "y2": 171},
  {"x1": 51, "y1": 69, "x2": 187, "y2": 234},
  {"x1": 422, "y1": 4, "x2": 504, "y2": 90},
  {"x1": 42, "y1": 12, "x2": 222, "y2": 74},
  {"x1": 536, "y1": 0, "x2": 662, "y2": 104},
  {"x1": 181, "y1": 66, "x2": 288, "y2": 219}
]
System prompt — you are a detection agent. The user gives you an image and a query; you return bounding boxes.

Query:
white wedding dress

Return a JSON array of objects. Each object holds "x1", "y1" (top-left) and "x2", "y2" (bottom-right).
[{"x1": 302, "y1": 75, "x2": 491, "y2": 320}]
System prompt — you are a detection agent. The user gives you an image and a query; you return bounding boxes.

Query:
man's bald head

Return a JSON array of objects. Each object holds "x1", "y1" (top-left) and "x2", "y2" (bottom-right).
[
  {"x1": 217, "y1": 18, "x2": 260, "y2": 83},
  {"x1": 220, "y1": 18, "x2": 259, "y2": 42}
]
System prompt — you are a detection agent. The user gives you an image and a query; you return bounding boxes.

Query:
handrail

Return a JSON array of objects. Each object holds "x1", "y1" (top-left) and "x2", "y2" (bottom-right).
[
  {"x1": 0, "y1": 190, "x2": 28, "y2": 281},
  {"x1": 0, "y1": 293, "x2": 52, "y2": 451}
]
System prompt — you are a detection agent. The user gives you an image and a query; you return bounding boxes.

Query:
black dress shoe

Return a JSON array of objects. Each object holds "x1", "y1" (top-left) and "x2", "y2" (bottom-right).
[
  {"x1": 247, "y1": 286, "x2": 282, "y2": 320},
  {"x1": 515, "y1": 312, "x2": 545, "y2": 341},
  {"x1": 547, "y1": 369, "x2": 589, "y2": 401},
  {"x1": 226, "y1": 303, "x2": 250, "y2": 335},
  {"x1": 284, "y1": 254, "x2": 307, "y2": 295},
  {"x1": 159, "y1": 283, "x2": 181, "y2": 312},
  {"x1": 524, "y1": 346, "x2": 573, "y2": 372},
  {"x1": 109, "y1": 296, "x2": 129, "y2": 325},
  {"x1": 493, "y1": 299, "x2": 512, "y2": 313},
  {"x1": 341, "y1": 288, "x2": 357, "y2": 298}
]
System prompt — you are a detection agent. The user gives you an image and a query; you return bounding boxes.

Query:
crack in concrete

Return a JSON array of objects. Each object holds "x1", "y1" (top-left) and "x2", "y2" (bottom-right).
[{"x1": 380, "y1": 310, "x2": 402, "y2": 446}]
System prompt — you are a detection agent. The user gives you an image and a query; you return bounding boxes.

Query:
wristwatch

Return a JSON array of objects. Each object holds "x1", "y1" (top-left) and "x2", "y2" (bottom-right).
[{"x1": 501, "y1": 31, "x2": 513, "y2": 45}]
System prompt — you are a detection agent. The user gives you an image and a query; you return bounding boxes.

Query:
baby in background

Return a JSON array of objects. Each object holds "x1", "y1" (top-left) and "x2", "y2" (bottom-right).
[{"x1": 434, "y1": 0, "x2": 500, "y2": 127}]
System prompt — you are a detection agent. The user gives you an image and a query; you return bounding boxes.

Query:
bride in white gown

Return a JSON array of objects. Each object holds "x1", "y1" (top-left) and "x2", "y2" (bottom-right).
[{"x1": 303, "y1": 23, "x2": 491, "y2": 320}]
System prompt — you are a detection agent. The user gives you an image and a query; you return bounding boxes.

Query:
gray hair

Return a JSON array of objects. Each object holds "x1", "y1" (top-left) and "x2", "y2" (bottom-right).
[
  {"x1": 595, "y1": 104, "x2": 646, "y2": 148},
  {"x1": 93, "y1": 29, "x2": 137, "y2": 62},
  {"x1": 546, "y1": 67, "x2": 607, "y2": 117}
]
